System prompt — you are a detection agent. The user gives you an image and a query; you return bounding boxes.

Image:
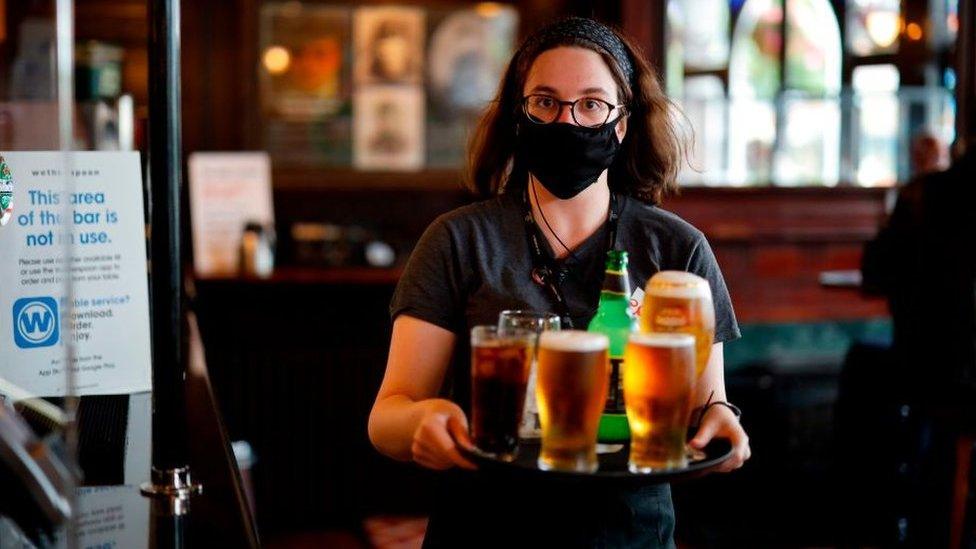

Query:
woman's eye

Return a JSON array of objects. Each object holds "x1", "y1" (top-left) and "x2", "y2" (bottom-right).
[
  {"x1": 582, "y1": 99, "x2": 602, "y2": 111},
  {"x1": 537, "y1": 96, "x2": 554, "y2": 108}
]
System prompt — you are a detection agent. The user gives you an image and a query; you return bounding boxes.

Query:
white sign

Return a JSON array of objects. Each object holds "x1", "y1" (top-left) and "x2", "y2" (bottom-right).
[
  {"x1": 188, "y1": 152, "x2": 274, "y2": 277},
  {"x1": 57, "y1": 485, "x2": 150, "y2": 549},
  {"x1": 0, "y1": 152, "x2": 152, "y2": 397}
]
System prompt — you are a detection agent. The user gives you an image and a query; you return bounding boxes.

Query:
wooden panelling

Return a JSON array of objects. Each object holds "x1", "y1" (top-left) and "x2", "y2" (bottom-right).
[
  {"x1": 258, "y1": 186, "x2": 892, "y2": 324},
  {"x1": 668, "y1": 187, "x2": 892, "y2": 243},
  {"x1": 666, "y1": 187, "x2": 891, "y2": 323},
  {"x1": 194, "y1": 279, "x2": 436, "y2": 536}
]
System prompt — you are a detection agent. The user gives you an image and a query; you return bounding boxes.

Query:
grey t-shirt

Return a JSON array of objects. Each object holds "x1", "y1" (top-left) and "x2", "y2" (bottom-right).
[
  {"x1": 389, "y1": 191, "x2": 739, "y2": 548},
  {"x1": 390, "y1": 191, "x2": 740, "y2": 410}
]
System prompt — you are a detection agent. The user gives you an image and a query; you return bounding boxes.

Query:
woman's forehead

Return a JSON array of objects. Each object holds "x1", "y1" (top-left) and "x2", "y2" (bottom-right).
[{"x1": 524, "y1": 46, "x2": 618, "y2": 98}]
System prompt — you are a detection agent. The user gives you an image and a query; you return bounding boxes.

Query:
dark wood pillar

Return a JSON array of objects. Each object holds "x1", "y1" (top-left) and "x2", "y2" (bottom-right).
[{"x1": 618, "y1": 0, "x2": 665, "y2": 73}]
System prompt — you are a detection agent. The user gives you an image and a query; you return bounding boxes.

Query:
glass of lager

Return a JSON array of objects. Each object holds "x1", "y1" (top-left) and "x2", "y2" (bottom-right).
[
  {"x1": 624, "y1": 332, "x2": 696, "y2": 472},
  {"x1": 470, "y1": 325, "x2": 534, "y2": 461},
  {"x1": 497, "y1": 310, "x2": 561, "y2": 439},
  {"x1": 640, "y1": 271, "x2": 715, "y2": 380},
  {"x1": 640, "y1": 272, "x2": 715, "y2": 460},
  {"x1": 536, "y1": 331, "x2": 610, "y2": 473}
]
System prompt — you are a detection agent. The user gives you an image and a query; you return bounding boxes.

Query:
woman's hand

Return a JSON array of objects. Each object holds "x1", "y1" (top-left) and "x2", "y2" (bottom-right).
[
  {"x1": 689, "y1": 404, "x2": 751, "y2": 472},
  {"x1": 411, "y1": 399, "x2": 478, "y2": 471}
]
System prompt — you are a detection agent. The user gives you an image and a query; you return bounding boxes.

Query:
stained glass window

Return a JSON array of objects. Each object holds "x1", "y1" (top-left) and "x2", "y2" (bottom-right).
[
  {"x1": 667, "y1": 0, "x2": 956, "y2": 187},
  {"x1": 729, "y1": 0, "x2": 782, "y2": 99},
  {"x1": 933, "y1": 0, "x2": 959, "y2": 48},
  {"x1": 665, "y1": 0, "x2": 686, "y2": 98},
  {"x1": 852, "y1": 64, "x2": 899, "y2": 186},
  {"x1": 727, "y1": 0, "x2": 842, "y2": 185},
  {"x1": 681, "y1": 0, "x2": 731, "y2": 70},
  {"x1": 846, "y1": 0, "x2": 900, "y2": 57},
  {"x1": 677, "y1": 75, "x2": 727, "y2": 185}
]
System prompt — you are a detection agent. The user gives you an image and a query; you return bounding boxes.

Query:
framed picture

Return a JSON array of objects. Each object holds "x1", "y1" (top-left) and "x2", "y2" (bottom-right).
[
  {"x1": 353, "y1": 86, "x2": 424, "y2": 171},
  {"x1": 353, "y1": 7, "x2": 425, "y2": 85},
  {"x1": 259, "y1": 4, "x2": 350, "y2": 121},
  {"x1": 427, "y1": 6, "x2": 517, "y2": 114},
  {"x1": 425, "y1": 6, "x2": 518, "y2": 167}
]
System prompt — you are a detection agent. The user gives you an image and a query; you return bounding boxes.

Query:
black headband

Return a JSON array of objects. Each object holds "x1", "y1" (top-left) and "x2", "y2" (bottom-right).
[{"x1": 518, "y1": 17, "x2": 635, "y2": 88}]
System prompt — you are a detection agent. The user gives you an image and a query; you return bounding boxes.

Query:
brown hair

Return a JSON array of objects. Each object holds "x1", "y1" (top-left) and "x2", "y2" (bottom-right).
[{"x1": 465, "y1": 20, "x2": 685, "y2": 205}]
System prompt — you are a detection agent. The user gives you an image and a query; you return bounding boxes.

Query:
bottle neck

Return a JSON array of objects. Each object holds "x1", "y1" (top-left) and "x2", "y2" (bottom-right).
[{"x1": 600, "y1": 269, "x2": 631, "y2": 298}]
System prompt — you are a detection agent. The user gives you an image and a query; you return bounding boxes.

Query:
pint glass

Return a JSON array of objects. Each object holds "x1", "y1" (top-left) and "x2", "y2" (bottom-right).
[
  {"x1": 640, "y1": 271, "x2": 715, "y2": 379},
  {"x1": 624, "y1": 332, "x2": 696, "y2": 472},
  {"x1": 497, "y1": 310, "x2": 561, "y2": 439},
  {"x1": 470, "y1": 325, "x2": 533, "y2": 461},
  {"x1": 536, "y1": 331, "x2": 609, "y2": 473}
]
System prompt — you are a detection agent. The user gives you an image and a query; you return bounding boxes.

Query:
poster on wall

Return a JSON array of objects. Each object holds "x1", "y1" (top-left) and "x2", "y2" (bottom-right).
[
  {"x1": 353, "y1": 6, "x2": 425, "y2": 85},
  {"x1": 353, "y1": 86, "x2": 424, "y2": 171},
  {"x1": 425, "y1": 6, "x2": 518, "y2": 167},
  {"x1": 427, "y1": 6, "x2": 517, "y2": 114},
  {"x1": 0, "y1": 151, "x2": 152, "y2": 398},
  {"x1": 259, "y1": 4, "x2": 350, "y2": 121},
  {"x1": 188, "y1": 152, "x2": 274, "y2": 277},
  {"x1": 259, "y1": 4, "x2": 353, "y2": 167}
]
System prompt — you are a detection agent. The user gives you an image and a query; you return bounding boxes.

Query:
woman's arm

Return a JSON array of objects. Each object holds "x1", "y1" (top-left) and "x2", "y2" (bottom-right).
[
  {"x1": 368, "y1": 315, "x2": 476, "y2": 470},
  {"x1": 693, "y1": 342, "x2": 728, "y2": 404},
  {"x1": 688, "y1": 342, "x2": 751, "y2": 471}
]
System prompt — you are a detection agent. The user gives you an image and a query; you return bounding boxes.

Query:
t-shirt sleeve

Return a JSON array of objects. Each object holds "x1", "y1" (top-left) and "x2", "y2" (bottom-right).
[
  {"x1": 390, "y1": 215, "x2": 470, "y2": 334},
  {"x1": 687, "y1": 234, "x2": 741, "y2": 344}
]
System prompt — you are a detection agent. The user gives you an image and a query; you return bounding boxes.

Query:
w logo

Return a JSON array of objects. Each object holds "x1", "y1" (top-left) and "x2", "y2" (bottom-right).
[{"x1": 13, "y1": 297, "x2": 60, "y2": 348}]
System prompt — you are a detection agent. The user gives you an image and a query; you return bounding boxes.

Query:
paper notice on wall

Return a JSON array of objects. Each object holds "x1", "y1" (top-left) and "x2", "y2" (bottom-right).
[
  {"x1": 188, "y1": 152, "x2": 274, "y2": 277},
  {"x1": 0, "y1": 151, "x2": 152, "y2": 397},
  {"x1": 55, "y1": 485, "x2": 150, "y2": 549}
]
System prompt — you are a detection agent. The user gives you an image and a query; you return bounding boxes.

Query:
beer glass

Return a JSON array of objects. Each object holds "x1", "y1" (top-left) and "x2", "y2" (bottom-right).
[
  {"x1": 640, "y1": 272, "x2": 715, "y2": 460},
  {"x1": 497, "y1": 310, "x2": 561, "y2": 439},
  {"x1": 624, "y1": 332, "x2": 696, "y2": 472},
  {"x1": 536, "y1": 331, "x2": 610, "y2": 473},
  {"x1": 640, "y1": 271, "x2": 715, "y2": 379},
  {"x1": 470, "y1": 325, "x2": 533, "y2": 461}
]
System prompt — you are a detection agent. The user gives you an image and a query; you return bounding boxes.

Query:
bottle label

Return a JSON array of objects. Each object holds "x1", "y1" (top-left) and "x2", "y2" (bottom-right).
[
  {"x1": 629, "y1": 287, "x2": 645, "y2": 318},
  {"x1": 605, "y1": 357, "x2": 626, "y2": 413}
]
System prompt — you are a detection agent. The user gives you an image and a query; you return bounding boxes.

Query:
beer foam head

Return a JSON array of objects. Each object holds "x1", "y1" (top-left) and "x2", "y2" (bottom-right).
[
  {"x1": 539, "y1": 330, "x2": 608, "y2": 352},
  {"x1": 646, "y1": 270, "x2": 712, "y2": 299},
  {"x1": 629, "y1": 332, "x2": 695, "y2": 348}
]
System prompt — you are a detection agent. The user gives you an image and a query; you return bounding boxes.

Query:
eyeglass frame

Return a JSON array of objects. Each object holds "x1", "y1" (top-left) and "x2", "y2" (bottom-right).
[{"x1": 520, "y1": 94, "x2": 628, "y2": 128}]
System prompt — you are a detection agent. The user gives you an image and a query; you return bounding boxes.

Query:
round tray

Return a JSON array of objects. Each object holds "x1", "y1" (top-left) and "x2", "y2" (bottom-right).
[{"x1": 462, "y1": 438, "x2": 733, "y2": 487}]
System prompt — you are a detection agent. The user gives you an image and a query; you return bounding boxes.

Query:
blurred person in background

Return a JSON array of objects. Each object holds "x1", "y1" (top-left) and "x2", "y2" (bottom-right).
[
  {"x1": 861, "y1": 136, "x2": 976, "y2": 545},
  {"x1": 909, "y1": 129, "x2": 950, "y2": 178}
]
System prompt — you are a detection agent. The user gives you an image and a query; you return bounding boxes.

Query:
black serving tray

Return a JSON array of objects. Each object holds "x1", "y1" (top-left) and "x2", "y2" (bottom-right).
[{"x1": 462, "y1": 438, "x2": 733, "y2": 487}]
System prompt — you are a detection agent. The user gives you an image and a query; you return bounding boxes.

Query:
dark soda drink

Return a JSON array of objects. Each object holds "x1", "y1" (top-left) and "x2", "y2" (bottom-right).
[{"x1": 470, "y1": 328, "x2": 532, "y2": 461}]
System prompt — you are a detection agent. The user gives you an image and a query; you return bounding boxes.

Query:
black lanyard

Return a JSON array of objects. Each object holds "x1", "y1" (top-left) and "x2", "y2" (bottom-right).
[{"x1": 522, "y1": 188, "x2": 620, "y2": 329}]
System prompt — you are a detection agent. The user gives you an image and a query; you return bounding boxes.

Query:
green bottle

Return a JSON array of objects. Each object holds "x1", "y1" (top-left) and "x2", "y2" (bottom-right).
[{"x1": 588, "y1": 250, "x2": 637, "y2": 442}]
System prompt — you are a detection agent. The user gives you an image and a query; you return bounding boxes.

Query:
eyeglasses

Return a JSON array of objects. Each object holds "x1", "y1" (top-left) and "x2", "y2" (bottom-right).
[{"x1": 521, "y1": 94, "x2": 626, "y2": 128}]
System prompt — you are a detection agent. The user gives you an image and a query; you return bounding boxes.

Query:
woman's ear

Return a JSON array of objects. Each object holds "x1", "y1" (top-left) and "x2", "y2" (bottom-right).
[{"x1": 615, "y1": 115, "x2": 627, "y2": 142}]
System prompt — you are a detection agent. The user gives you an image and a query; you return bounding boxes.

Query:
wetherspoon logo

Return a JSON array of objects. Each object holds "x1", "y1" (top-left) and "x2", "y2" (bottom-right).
[{"x1": 13, "y1": 297, "x2": 60, "y2": 349}]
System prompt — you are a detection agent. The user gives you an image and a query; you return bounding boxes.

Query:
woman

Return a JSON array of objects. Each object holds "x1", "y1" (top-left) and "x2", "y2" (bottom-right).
[{"x1": 369, "y1": 17, "x2": 750, "y2": 548}]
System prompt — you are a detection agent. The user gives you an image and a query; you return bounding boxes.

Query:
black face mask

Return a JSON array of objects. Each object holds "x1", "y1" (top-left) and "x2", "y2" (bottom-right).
[{"x1": 516, "y1": 114, "x2": 623, "y2": 199}]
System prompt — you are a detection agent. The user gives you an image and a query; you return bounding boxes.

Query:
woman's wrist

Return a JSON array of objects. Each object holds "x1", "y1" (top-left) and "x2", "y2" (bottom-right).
[
  {"x1": 691, "y1": 390, "x2": 741, "y2": 427},
  {"x1": 701, "y1": 401, "x2": 741, "y2": 420}
]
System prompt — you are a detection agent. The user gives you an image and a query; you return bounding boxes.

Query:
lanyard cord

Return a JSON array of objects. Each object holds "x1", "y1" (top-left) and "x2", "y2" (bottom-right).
[
  {"x1": 522, "y1": 184, "x2": 620, "y2": 329},
  {"x1": 532, "y1": 180, "x2": 581, "y2": 263}
]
